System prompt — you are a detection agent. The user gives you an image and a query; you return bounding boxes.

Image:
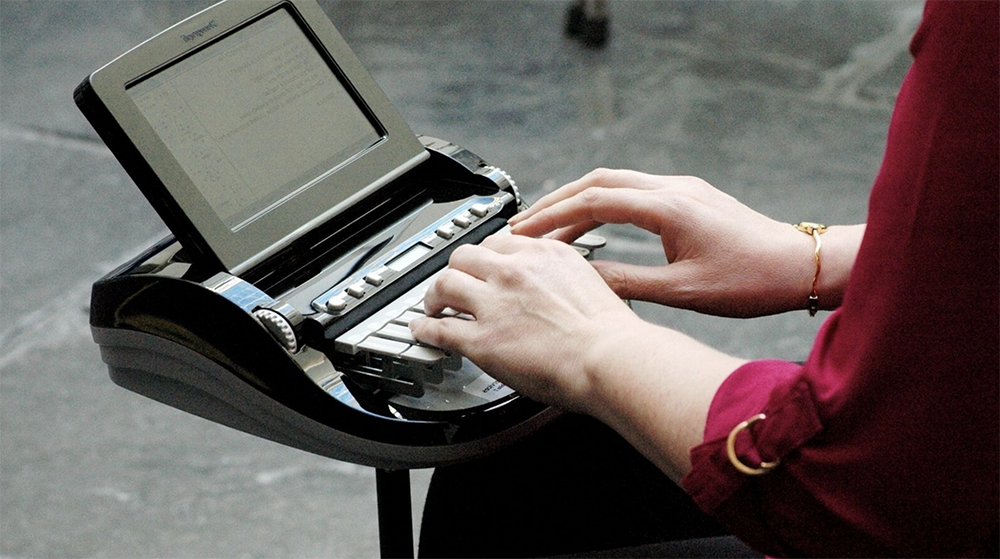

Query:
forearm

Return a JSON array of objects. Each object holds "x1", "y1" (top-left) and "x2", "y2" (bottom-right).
[
  {"x1": 572, "y1": 222, "x2": 865, "y2": 480},
  {"x1": 578, "y1": 317, "x2": 747, "y2": 482}
]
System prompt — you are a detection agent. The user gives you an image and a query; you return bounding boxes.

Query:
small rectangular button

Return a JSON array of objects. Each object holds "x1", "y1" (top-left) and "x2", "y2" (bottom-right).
[
  {"x1": 452, "y1": 215, "x2": 471, "y2": 228},
  {"x1": 345, "y1": 284, "x2": 366, "y2": 298},
  {"x1": 326, "y1": 295, "x2": 348, "y2": 313},
  {"x1": 469, "y1": 203, "x2": 490, "y2": 217},
  {"x1": 436, "y1": 223, "x2": 456, "y2": 240}
]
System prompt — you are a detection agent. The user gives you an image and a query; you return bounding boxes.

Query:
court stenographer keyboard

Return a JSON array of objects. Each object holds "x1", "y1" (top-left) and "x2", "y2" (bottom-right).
[
  {"x1": 80, "y1": 0, "x2": 596, "y2": 468},
  {"x1": 333, "y1": 271, "x2": 471, "y2": 398},
  {"x1": 249, "y1": 190, "x2": 516, "y2": 403}
]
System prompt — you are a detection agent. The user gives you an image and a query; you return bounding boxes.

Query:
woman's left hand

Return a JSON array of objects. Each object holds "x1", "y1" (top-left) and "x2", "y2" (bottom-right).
[{"x1": 409, "y1": 233, "x2": 638, "y2": 413}]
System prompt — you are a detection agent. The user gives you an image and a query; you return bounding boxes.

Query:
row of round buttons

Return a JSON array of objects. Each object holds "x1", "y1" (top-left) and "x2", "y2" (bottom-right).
[
  {"x1": 432, "y1": 204, "x2": 487, "y2": 241},
  {"x1": 322, "y1": 202, "x2": 494, "y2": 315},
  {"x1": 326, "y1": 265, "x2": 393, "y2": 312}
]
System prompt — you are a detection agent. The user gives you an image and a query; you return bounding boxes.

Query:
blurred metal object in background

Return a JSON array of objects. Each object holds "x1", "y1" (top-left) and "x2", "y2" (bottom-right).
[{"x1": 565, "y1": 0, "x2": 610, "y2": 48}]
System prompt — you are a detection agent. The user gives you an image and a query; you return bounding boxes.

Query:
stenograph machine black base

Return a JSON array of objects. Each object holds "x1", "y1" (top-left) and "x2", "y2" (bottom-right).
[{"x1": 76, "y1": 1, "x2": 606, "y2": 556}]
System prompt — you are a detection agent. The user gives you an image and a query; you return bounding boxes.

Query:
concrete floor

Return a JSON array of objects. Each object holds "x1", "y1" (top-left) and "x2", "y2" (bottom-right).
[{"x1": 1, "y1": 1, "x2": 921, "y2": 557}]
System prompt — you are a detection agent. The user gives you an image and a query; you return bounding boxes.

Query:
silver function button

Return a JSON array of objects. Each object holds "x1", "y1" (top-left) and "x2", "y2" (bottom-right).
[
  {"x1": 346, "y1": 283, "x2": 367, "y2": 299},
  {"x1": 364, "y1": 272, "x2": 384, "y2": 286},
  {"x1": 326, "y1": 295, "x2": 348, "y2": 313},
  {"x1": 572, "y1": 233, "x2": 607, "y2": 251},
  {"x1": 469, "y1": 203, "x2": 490, "y2": 217},
  {"x1": 452, "y1": 214, "x2": 472, "y2": 228},
  {"x1": 436, "y1": 223, "x2": 456, "y2": 240}
]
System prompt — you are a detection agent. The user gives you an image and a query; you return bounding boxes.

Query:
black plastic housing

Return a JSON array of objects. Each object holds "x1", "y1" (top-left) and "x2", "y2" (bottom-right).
[{"x1": 90, "y1": 142, "x2": 554, "y2": 469}]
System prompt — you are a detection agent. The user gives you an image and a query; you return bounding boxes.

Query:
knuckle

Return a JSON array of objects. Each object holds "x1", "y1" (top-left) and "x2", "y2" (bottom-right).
[
  {"x1": 579, "y1": 186, "x2": 604, "y2": 205},
  {"x1": 433, "y1": 267, "x2": 462, "y2": 293},
  {"x1": 677, "y1": 175, "x2": 714, "y2": 198},
  {"x1": 448, "y1": 243, "x2": 476, "y2": 263},
  {"x1": 409, "y1": 317, "x2": 435, "y2": 341},
  {"x1": 492, "y1": 264, "x2": 523, "y2": 286},
  {"x1": 586, "y1": 167, "x2": 617, "y2": 183},
  {"x1": 575, "y1": 168, "x2": 613, "y2": 191},
  {"x1": 586, "y1": 167, "x2": 610, "y2": 180}
]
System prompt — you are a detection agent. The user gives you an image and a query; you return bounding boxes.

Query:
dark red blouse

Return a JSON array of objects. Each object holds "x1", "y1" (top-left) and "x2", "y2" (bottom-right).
[{"x1": 681, "y1": 2, "x2": 999, "y2": 556}]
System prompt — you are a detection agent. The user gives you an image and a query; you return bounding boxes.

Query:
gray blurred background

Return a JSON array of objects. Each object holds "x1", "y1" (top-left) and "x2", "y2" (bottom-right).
[{"x1": 2, "y1": 1, "x2": 920, "y2": 557}]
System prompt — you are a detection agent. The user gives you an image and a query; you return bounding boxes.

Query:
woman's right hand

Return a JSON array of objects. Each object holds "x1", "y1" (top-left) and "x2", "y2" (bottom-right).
[{"x1": 509, "y1": 169, "x2": 862, "y2": 317}]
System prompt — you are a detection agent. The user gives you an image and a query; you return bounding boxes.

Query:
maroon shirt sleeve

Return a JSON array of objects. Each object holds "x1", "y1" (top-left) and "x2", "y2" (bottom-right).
[{"x1": 680, "y1": 2, "x2": 999, "y2": 556}]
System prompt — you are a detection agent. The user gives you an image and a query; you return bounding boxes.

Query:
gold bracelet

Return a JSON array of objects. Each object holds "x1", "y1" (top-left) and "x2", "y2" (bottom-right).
[{"x1": 793, "y1": 222, "x2": 828, "y2": 316}]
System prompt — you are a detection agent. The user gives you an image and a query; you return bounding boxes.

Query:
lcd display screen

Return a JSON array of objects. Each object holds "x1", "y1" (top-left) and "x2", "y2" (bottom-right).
[
  {"x1": 386, "y1": 243, "x2": 431, "y2": 272},
  {"x1": 127, "y1": 8, "x2": 382, "y2": 231}
]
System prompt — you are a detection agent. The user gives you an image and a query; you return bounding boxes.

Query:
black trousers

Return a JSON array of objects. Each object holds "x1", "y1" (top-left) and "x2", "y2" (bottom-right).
[{"x1": 418, "y1": 414, "x2": 761, "y2": 558}]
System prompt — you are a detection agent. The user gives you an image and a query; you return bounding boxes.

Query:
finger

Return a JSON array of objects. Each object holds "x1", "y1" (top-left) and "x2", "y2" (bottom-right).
[
  {"x1": 543, "y1": 221, "x2": 602, "y2": 245},
  {"x1": 444, "y1": 240, "x2": 521, "y2": 281},
  {"x1": 422, "y1": 267, "x2": 487, "y2": 317},
  {"x1": 479, "y1": 234, "x2": 583, "y2": 262},
  {"x1": 507, "y1": 177, "x2": 595, "y2": 227},
  {"x1": 513, "y1": 187, "x2": 674, "y2": 240},
  {"x1": 510, "y1": 190, "x2": 605, "y2": 238},
  {"x1": 477, "y1": 231, "x2": 546, "y2": 253},
  {"x1": 508, "y1": 168, "x2": 651, "y2": 227},
  {"x1": 408, "y1": 315, "x2": 477, "y2": 355}
]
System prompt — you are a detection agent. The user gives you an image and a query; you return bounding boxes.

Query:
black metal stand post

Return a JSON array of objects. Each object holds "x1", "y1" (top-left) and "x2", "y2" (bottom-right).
[{"x1": 376, "y1": 468, "x2": 414, "y2": 559}]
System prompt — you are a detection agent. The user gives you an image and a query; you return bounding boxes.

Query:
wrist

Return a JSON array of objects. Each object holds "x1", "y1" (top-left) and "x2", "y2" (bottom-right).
[
  {"x1": 574, "y1": 310, "x2": 646, "y2": 415},
  {"x1": 801, "y1": 224, "x2": 864, "y2": 312},
  {"x1": 579, "y1": 317, "x2": 746, "y2": 479},
  {"x1": 792, "y1": 222, "x2": 828, "y2": 315}
]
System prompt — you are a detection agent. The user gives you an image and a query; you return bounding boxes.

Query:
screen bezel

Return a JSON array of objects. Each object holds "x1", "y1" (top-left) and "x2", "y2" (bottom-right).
[{"x1": 86, "y1": 0, "x2": 428, "y2": 275}]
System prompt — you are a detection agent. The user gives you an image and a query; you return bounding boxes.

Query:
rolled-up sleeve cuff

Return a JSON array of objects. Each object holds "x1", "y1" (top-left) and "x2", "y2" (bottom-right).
[{"x1": 681, "y1": 360, "x2": 824, "y2": 514}]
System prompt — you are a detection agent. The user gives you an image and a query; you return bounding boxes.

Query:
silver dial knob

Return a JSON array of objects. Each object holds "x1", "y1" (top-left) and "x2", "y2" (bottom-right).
[{"x1": 253, "y1": 308, "x2": 298, "y2": 353}]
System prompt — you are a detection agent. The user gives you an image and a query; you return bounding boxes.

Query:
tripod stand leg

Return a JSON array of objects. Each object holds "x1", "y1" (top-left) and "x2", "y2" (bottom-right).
[{"x1": 376, "y1": 468, "x2": 414, "y2": 559}]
